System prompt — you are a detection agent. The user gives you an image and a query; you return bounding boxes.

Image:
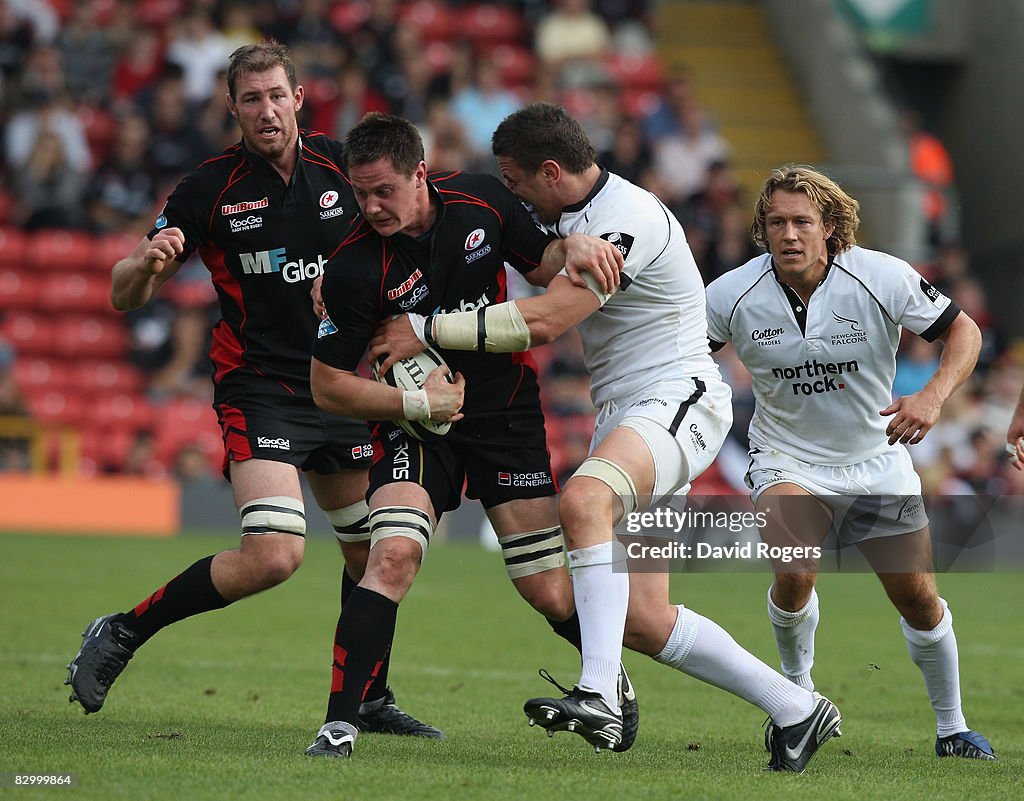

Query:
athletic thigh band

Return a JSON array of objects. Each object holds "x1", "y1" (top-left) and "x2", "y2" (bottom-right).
[
  {"x1": 327, "y1": 500, "x2": 370, "y2": 542},
  {"x1": 572, "y1": 456, "x2": 639, "y2": 520},
  {"x1": 369, "y1": 505, "x2": 434, "y2": 558},
  {"x1": 239, "y1": 495, "x2": 306, "y2": 536},
  {"x1": 498, "y1": 526, "x2": 566, "y2": 579}
]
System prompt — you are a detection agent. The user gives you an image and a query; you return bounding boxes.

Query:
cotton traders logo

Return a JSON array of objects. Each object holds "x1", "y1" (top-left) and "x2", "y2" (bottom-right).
[
  {"x1": 751, "y1": 326, "x2": 783, "y2": 347},
  {"x1": 222, "y1": 197, "x2": 269, "y2": 215},
  {"x1": 920, "y1": 278, "x2": 943, "y2": 304},
  {"x1": 830, "y1": 311, "x2": 867, "y2": 345},
  {"x1": 600, "y1": 231, "x2": 635, "y2": 260}
]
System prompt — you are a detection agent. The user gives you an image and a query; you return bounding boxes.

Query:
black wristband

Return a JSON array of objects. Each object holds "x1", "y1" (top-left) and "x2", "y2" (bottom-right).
[
  {"x1": 423, "y1": 315, "x2": 438, "y2": 346},
  {"x1": 476, "y1": 307, "x2": 487, "y2": 352}
]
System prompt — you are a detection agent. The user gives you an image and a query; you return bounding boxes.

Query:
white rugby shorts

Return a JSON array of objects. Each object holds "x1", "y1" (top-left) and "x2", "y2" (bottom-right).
[
  {"x1": 593, "y1": 375, "x2": 733, "y2": 501},
  {"x1": 746, "y1": 443, "x2": 929, "y2": 542}
]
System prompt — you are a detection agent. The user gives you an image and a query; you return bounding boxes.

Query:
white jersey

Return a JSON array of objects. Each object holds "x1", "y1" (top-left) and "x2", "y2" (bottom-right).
[
  {"x1": 549, "y1": 170, "x2": 720, "y2": 408},
  {"x1": 705, "y1": 246, "x2": 959, "y2": 465}
]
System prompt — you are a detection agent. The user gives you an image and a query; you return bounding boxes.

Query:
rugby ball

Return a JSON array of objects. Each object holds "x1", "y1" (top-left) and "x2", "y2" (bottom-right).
[{"x1": 372, "y1": 346, "x2": 455, "y2": 440}]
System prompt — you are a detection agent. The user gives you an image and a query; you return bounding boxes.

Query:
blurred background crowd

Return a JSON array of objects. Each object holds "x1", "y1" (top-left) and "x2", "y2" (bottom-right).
[{"x1": 0, "y1": 0, "x2": 1021, "y2": 499}]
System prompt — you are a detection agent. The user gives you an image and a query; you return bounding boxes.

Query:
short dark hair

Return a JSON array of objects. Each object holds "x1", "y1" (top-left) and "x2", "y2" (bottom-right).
[
  {"x1": 491, "y1": 102, "x2": 596, "y2": 174},
  {"x1": 344, "y1": 112, "x2": 425, "y2": 177},
  {"x1": 226, "y1": 41, "x2": 297, "y2": 99}
]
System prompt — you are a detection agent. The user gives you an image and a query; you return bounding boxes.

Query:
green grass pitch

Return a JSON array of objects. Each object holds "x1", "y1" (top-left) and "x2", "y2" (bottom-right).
[{"x1": 1, "y1": 532, "x2": 1019, "y2": 801}]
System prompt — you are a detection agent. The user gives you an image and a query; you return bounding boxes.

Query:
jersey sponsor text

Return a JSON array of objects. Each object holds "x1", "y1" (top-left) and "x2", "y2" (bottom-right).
[{"x1": 239, "y1": 249, "x2": 328, "y2": 282}]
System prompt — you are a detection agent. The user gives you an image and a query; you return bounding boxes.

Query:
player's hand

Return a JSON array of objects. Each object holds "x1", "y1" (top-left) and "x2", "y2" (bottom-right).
[
  {"x1": 563, "y1": 232, "x2": 623, "y2": 294},
  {"x1": 143, "y1": 228, "x2": 185, "y2": 275},
  {"x1": 311, "y1": 275, "x2": 325, "y2": 319},
  {"x1": 879, "y1": 390, "x2": 942, "y2": 446},
  {"x1": 1006, "y1": 407, "x2": 1024, "y2": 471},
  {"x1": 424, "y1": 367, "x2": 465, "y2": 423},
  {"x1": 369, "y1": 315, "x2": 426, "y2": 374}
]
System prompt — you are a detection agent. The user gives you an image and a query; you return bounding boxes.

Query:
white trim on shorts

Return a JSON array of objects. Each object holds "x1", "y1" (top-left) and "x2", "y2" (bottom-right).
[
  {"x1": 746, "y1": 444, "x2": 928, "y2": 543},
  {"x1": 593, "y1": 376, "x2": 732, "y2": 502}
]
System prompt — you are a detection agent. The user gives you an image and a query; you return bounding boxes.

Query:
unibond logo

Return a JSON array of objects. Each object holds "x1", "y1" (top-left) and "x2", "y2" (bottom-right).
[
  {"x1": 771, "y1": 359, "x2": 859, "y2": 395},
  {"x1": 238, "y1": 249, "x2": 328, "y2": 282},
  {"x1": 388, "y1": 269, "x2": 423, "y2": 300},
  {"x1": 222, "y1": 197, "x2": 269, "y2": 215}
]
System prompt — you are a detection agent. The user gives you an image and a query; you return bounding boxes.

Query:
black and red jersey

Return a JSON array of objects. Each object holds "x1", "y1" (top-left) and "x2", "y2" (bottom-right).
[
  {"x1": 151, "y1": 131, "x2": 356, "y2": 393},
  {"x1": 313, "y1": 170, "x2": 556, "y2": 415}
]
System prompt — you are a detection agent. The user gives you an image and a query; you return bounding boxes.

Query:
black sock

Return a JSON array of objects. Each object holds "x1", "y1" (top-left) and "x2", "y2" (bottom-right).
[
  {"x1": 116, "y1": 555, "x2": 229, "y2": 646},
  {"x1": 325, "y1": 587, "x2": 398, "y2": 725},
  {"x1": 340, "y1": 568, "x2": 393, "y2": 704},
  {"x1": 547, "y1": 610, "x2": 582, "y2": 654}
]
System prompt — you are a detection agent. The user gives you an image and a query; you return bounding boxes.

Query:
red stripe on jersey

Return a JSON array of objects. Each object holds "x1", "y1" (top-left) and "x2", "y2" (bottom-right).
[
  {"x1": 507, "y1": 351, "x2": 539, "y2": 406},
  {"x1": 207, "y1": 161, "x2": 254, "y2": 231},
  {"x1": 301, "y1": 148, "x2": 346, "y2": 177},
  {"x1": 379, "y1": 248, "x2": 396, "y2": 306},
  {"x1": 438, "y1": 193, "x2": 504, "y2": 226},
  {"x1": 217, "y1": 402, "x2": 252, "y2": 466},
  {"x1": 428, "y1": 170, "x2": 463, "y2": 183},
  {"x1": 202, "y1": 244, "x2": 250, "y2": 381}
]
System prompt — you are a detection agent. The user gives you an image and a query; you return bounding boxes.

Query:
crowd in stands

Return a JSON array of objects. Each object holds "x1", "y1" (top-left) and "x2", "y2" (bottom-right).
[{"x1": 0, "y1": 0, "x2": 1020, "y2": 500}]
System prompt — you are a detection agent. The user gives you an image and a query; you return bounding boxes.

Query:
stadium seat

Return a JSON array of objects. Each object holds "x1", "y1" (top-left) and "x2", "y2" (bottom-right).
[
  {"x1": 25, "y1": 229, "x2": 96, "y2": 273},
  {"x1": 605, "y1": 53, "x2": 665, "y2": 91},
  {"x1": 24, "y1": 387, "x2": 86, "y2": 426},
  {"x1": 73, "y1": 359, "x2": 146, "y2": 394},
  {"x1": 0, "y1": 268, "x2": 43, "y2": 311},
  {"x1": 463, "y1": 4, "x2": 527, "y2": 45},
  {"x1": 328, "y1": 0, "x2": 371, "y2": 34},
  {"x1": 77, "y1": 104, "x2": 117, "y2": 167},
  {"x1": 0, "y1": 226, "x2": 28, "y2": 269},
  {"x1": 91, "y1": 391, "x2": 159, "y2": 431},
  {"x1": 424, "y1": 40, "x2": 454, "y2": 75},
  {"x1": 0, "y1": 312, "x2": 57, "y2": 356},
  {"x1": 490, "y1": 44, "x2": 536, "y2": 86},
  {"x1": 39, "y1": 273, "x2": 114, "y2": 314},
  {"x1": 135, "y1": 0, "x2": 184, "y2": 26},
  {"x1": 12, "y1": 357, "x2": 73, "y2": 393},
  {"x1": 399, "y1": 0, "x2": 457, "y2": 42},
  {"x1": 152, "y1": 396, "x2": 222, "y2": 471},
  {"x1": 54, "y1": 315, "x2": 127, "y2": 359},
  {"x1": 94, "y1": 231, "x2": 141, "y2": 272}
]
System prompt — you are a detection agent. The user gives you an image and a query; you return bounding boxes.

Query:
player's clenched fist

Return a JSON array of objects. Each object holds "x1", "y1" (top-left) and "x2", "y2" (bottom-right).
[{"x1": 144, "y1": 228, "x2": 185, "y2": 274}]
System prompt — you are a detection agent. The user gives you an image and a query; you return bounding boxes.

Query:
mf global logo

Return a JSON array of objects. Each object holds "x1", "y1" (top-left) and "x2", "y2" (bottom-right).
[
  {"x1": 771, "y1": 358, "x2": 860, "y2": 395},
  {"x1": 239, "y1": 248, "x2": 327, "y2": 283}
]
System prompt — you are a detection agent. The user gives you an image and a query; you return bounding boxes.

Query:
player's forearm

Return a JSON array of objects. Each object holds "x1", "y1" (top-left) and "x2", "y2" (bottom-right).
[
  {"x1": 110, "y1": 256, "x2": 161, "y2": 310},
  {"x1": 922, "y1": 312, "x2": 981, "y2": 404},
  {"x1": 310, "y1": 359, "x2": 406, "y2": 420}
]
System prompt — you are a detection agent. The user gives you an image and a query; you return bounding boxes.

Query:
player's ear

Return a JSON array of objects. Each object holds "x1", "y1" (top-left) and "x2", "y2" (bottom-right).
[
  {"x1": 294, "y1": 84, "x2": 304, "y2": 111},
  {"x1": 540, "y1": 159, "x2": 560, "y2": 183},
  {"x1": 226, "y1": 93, "x2": 237, "y2": 117}
]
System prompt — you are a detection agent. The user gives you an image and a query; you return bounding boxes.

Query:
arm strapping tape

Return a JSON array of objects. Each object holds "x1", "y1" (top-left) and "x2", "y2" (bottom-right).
[
  {"x1": 402, "y1": 388, "x2": 431, "y2": 421},
  {"x1": 431, "y1": 301, "x2": 532, "y2": 352}
]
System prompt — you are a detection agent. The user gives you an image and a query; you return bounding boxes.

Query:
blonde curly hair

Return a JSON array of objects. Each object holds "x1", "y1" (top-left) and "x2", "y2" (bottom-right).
[{"x1": 751, "y1": 164, "x2": 860, "y2": 255}]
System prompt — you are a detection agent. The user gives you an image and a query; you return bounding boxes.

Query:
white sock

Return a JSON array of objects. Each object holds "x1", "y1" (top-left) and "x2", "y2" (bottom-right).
[
  {"x1": 902, "y1": 598, "x2": 967, "y2": 737},
  {"x1": 568, "y1": 541, "x2": 628, "y2": 711},
  {"x1": 767, "y1": 586, "x2": 818, "y2": 691},
  {"x1": 655, "y1": 604, "x2": 814, "y2": 726}
]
